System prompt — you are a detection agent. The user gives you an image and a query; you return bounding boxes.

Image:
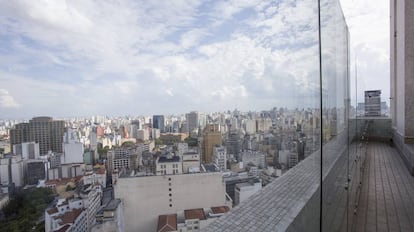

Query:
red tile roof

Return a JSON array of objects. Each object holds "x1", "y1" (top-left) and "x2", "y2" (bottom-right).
[
  {"x1": 46, "y1": 207, "x2": 59, "y2": 215},
  {"x1": 57, "y1": 208, "x2": 84, "y2": 225},
  {"x1": 184, "y1": 208, "x2": 206, "y2": 220},
  {"x1": 211, "y1": 206, "x2": 230, "y2": 214},
  {"x1": 157, "y1": 214, "x2": 177, "y2": 232},
  {"x1": 54, "y1": 224, "x2": 71, "y2": 232}
]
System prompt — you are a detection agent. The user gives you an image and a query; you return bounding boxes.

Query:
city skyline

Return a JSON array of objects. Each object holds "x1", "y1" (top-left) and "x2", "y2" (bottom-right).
[{"x1": 0, "y1": 0, "x2": 389, "y2": 119}]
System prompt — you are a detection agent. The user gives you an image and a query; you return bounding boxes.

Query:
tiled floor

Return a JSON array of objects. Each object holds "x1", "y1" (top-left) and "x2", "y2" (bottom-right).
[{"x1": 355, "y1": 142, "x2": 414, "y2": 232}]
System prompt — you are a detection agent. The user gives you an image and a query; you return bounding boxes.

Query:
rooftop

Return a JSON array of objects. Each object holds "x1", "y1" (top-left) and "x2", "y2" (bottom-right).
[
  {"x1": 157, "y1": 214, "x2": 177, "y2": 232},
  {"x1": 54, "y1": 224, "x2": 71, "y2": 232},
  {"x1": 211, "y1": 206, "x2": 230, "y2": 214},
  {"x1": 184, "y1": 208, "x2": 206, "y2": 221},
  {"x1": 105, "y1": 199, "x2": 121, "y2": 211},
  {"x1": 158, "y1": 156, "x2": 180, "y2": 163},
  {"x1": 57, "y1": 208, "x2": 83, "y2": 225}
]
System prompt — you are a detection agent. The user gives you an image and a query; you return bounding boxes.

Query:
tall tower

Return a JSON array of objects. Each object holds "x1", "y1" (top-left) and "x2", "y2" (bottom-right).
[
  {"x1": 10, "y1": 117, "x2": 65, "y2": 155},
  {"x1": 152, "y1": 115, "x2": 165, "y2": 133},
  {"x1": 202, "y1": 124, "x2": 222, "y2": 163},
  {"x1": 186, "y1": 111, "x2": 199, "y2": 134}
]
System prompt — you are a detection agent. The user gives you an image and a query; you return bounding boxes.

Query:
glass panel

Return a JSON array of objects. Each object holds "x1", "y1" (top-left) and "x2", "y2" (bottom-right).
[{"x1": 319, "y1": 0, "x2": 350, "y2": 231}]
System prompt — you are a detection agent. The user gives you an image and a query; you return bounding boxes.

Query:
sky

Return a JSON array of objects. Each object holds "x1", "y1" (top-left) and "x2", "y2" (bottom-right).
[{"x1": 0, "y1": 0, "x2": 389, "y2": 119}]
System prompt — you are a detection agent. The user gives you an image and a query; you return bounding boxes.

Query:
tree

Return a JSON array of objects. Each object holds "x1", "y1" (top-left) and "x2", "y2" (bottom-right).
[
  {"x1": 0, "y1": 188, "x2": 54, "y2": 231},
  {"x1": 184, "y1": 137, "x2": 198, "y2": 146},
  {"x1": 155, "y1": 138, "x2": 163, "y2": 146}
]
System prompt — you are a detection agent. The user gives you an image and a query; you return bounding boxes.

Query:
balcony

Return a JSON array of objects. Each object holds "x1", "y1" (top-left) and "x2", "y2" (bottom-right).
[
  {"x1": 355, "y1": 142, "x2": 414, "y2": 232},
  {"x1": 203, "y1": 117, "x2": 414, "y2": 231}
]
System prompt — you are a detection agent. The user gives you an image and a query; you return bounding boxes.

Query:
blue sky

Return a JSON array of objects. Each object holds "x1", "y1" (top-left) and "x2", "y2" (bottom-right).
[{"x1": 0, "y1": 0, "x2": 389, "y2": 119}]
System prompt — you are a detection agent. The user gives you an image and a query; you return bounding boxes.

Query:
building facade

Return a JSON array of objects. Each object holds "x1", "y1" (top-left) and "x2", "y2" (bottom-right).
[
  {"x1": 202, "y1": 124, "x2": 221, "y2": 163},
  {"x1": 114, "y1": 173, "x2": 229, "y2": 232},
  {"x1": 364, "y1": 90, "x2": 382, "y2": 116},
  {"x1": 390, "y1": 0, "x2": 414, "y2": 174},
  {"x1": 153, "y1": 115, "x2": 165, "y2": 133},
  {"x1": 10, "y1": 117, "x2": 65, "y2": 155}
]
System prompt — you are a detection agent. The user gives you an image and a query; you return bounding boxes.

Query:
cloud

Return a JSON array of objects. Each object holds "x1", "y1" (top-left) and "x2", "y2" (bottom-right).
[
  {"x1": 339, "y1": 0, "x2": 389, "y2": 103},
  {"x1": 0, "y1": 89, "x2": 20, "y2": 108},
  {"x1": 0, "y1": 0, "x2": 357, "y2": 118}
]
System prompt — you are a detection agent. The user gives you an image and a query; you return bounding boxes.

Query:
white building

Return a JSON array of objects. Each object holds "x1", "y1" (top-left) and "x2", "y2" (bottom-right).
[
  {"x1": 0, "y1": 154, "x2": 24, "y2": 187},
  {"x1": 156, "y1": 155, "x2": 183, "y2": 175},
  {"x1": 63, "y1": 128, "x2": 85, "y2": 164},
  {"x1": 137, "y1": 129, "x2": 149, "y2": 141},
  {"x1": 79, "y1": 184, "x2": 103, "y2": 231},
  {"x1": 48, "y1": 163, "x2": 83, "y2": 180},
  {"x1": 213, "y1": 145, "x2": 227, "y2": 171},
  {"x1": 83, "y1": 169, "x2": 107, "y2": 188},
  {"x1": 89, "y1": 131, "x2": 98, "y2": 151},
  {"x1": 234, "y1": 179, "x2": 262, "y2": 205},
  {"x1": 182, "y1": 152, "x2": 200, "y2": 174},
  {"x1": 114, "y1": 172, "x2": 230, "y2": 232},
  {"x1": 45, "y1": 199, "x2": 87, "y2": 232},
  {"x1": 13, "y1": 142, "x2": 40, "y2": 160},
  {"x1": 244, "y1": 119, "x2": 256, "y2": 135},
  {"x1": 152, "y1": 128, "x2": 161, "y2": 139}
]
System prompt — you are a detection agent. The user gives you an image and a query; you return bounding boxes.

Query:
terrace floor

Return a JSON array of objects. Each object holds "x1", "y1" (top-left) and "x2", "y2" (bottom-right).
[{"x1": 355, "y1": 142, "x2": 414, "y2": 232}]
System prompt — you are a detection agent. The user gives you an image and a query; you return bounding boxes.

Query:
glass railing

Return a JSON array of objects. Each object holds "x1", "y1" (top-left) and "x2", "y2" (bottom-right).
[{"x1": 204, "y1": 0, "x2": 392, "y2": 231}]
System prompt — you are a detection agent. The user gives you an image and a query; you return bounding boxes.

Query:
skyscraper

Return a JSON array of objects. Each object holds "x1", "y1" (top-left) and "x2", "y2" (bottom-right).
[
  {"x1": 202, "y1": 124, "x2": 222, "y2": 163},
  {"x1": 10, "y1": 117, "x2": 65, "y2": 155},
  {"x1": 186, "y1": 111, "x2": 198, "y2": 134},
  {"x1": 152, "y1": 115, "x2": 165, "y2": 133}
]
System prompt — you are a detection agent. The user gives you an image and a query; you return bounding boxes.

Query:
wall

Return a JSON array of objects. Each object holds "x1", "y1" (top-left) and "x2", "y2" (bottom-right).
[
  {"x1": 114, "y1": 173, "x2": 227, "y2": 232},
  {"x1": 391, "y1": 0, "x2": 414, "y2": 175}
]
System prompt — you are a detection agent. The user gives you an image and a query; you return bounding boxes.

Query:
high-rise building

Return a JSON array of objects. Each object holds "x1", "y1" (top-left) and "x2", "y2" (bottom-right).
[
  {"x1": 186, "y1": 111, "x2": 199, "y2": 134},
  {"x1": 10, "y1": 117, "x2": 65, "y2": 155},
  {"x1": 244, "y1": 119, "x2": 256, "y2": 135},
  {"x1": 0, "y1": 154, "x2": 24, "y2": 187},
  {"x1": 364, "y1": 90, "x2": 382, "y2": 116},
  {"x1": 153, "y1": 115, "x2": 165, "y2": 133},
  {"x1": 226, "y1": 131, "x2": 241, "y2": 161},
  {"x1": 107, "y1": 148, "x2": 130, "y2": 172},
  {"x1": 26, "y1": 160, "x2": 46, "y2": 185},
  {"x1": 213, "y1": 145, "x2": 227, "y2": 171},
  {"x1": 63, "y1": 128, "x2": 84, "y2": 164},
  {"x1": 202, "y1": 124, "x2": 222, "y2": 163},
  {"x1": 13, "y1": 142, "x2": 40, "y2": 159}
]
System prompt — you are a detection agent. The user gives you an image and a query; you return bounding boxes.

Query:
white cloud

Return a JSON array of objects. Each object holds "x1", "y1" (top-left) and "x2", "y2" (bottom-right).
[
  {"x1": 340, "y1": 0, "x2": 390, "y2": 102},
  {"x1": 0, "y1": 0, "x2": 377, "y2": 118},
  {"x1": 0, "y1": 89, "x2": 20, "y2": 108}
]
